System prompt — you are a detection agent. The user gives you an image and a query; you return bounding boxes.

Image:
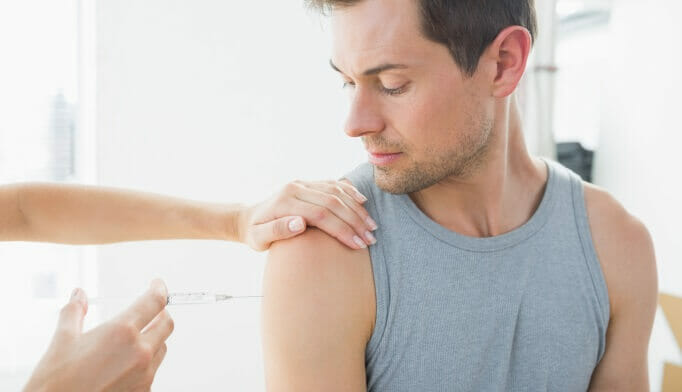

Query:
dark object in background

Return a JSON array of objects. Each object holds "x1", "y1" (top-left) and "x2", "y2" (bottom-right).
[{"x1": 557, "y1": 142, "x2": 594, "y2": 183}]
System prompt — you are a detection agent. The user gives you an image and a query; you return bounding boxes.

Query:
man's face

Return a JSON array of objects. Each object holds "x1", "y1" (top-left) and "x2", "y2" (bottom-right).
[{"x1": 331, "y1": 0, "x2": 496, "y2": 194}]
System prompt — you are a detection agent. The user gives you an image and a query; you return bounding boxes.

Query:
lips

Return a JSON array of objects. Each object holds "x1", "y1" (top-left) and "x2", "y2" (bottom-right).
[{"x1": 368, "y1": 151, "x2": 402, "y2": 166}]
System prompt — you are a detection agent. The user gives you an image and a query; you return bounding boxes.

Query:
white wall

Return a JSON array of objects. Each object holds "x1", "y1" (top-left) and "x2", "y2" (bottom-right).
[
  {"x1": 594, "y1": 0, "x2": 682, "y2": 390},
  {"x1": 94, "y1": 1, "x2": 362, "y2": 390}
]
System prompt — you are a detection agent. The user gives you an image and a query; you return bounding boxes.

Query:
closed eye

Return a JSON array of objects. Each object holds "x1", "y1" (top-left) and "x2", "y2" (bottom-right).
[{"x1": 381, "y1": 85, "x2": 407, "y2": 96}]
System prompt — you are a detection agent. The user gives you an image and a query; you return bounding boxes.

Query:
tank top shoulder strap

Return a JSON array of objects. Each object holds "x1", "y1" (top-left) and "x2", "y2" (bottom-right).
[{"x1": 556, "y1": 159, "x2": 611, "y2": 360}]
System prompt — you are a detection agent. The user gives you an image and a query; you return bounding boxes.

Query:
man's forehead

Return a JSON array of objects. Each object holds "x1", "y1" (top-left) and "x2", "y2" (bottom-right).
[{"x1": 330, "y1": 0, "x2": 423, "y2": 74}]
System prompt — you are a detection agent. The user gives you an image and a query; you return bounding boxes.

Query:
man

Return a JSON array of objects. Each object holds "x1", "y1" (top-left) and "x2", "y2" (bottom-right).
[{"x1": 262, "y1": 0, "x2": 658, "y2": 391}]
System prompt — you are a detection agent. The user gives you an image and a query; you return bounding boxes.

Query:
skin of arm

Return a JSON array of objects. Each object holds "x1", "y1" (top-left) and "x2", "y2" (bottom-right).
[
  {"x1": 584, "y1": 184, "x2": 658, "y2": 391},
  {"x1": 0, "y1": 180, "x2": 376, "y2": 249},
  {"x1": 262, "y1": 228, "x2": 375, "y2": 392},
  {"x1": 0, "y1": 183, "x2": 240, "y2": 244}
]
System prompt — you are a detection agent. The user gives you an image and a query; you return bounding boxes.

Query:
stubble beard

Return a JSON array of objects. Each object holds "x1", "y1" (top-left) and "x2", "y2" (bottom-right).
[{"x1": 373, "y1": 121, "x2": 494, "y2": 195}]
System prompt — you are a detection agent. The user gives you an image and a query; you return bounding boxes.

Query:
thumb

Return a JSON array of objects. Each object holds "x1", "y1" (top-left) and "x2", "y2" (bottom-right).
[
  {"x1": 54, "y1": 288, "x2": 88, "y2": 342},
  {"x1": 251, "y1": 216, "x2": 307, "y2": 251}
]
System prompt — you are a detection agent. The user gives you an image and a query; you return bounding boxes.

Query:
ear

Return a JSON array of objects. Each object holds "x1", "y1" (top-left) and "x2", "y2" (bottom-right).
[{"x1": 488, "y1": 26, "x2": 532, "y2": 98}]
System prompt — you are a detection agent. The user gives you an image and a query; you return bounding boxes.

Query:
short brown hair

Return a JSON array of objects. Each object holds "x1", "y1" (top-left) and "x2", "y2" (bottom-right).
[{"x1": 306, "y1": 0, "x2": 537, "y2": 76}]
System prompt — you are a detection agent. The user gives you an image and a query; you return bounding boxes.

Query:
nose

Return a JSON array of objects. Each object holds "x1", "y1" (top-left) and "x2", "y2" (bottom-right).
[{"x1": 344, "y1": 88, "x2": 385, "y2": 138}]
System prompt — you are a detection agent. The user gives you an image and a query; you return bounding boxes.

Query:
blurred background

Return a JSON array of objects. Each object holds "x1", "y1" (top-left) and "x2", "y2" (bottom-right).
[{"x1": 0, "y1": 0, "x2": 680, "y2": 390}]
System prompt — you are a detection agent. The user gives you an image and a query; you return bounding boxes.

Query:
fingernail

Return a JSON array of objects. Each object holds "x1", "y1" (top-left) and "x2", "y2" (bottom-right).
[
  {"x1": 353, "y1": 235, "x2": 367, "y2": 249},
  {"x1": 71, "y1": 288, "x2": 86, "y2": 304},
  {"x1": 150, "y1": 279, "x2": 167, "y2": 296},
  {"x1": 356, "y1": 192, "x2": 368, "y2": 203},
  {"x1": 366, "y1": 217, "x2": 378, "y2": 231},
  {"x1": 365, "y1": 231, "x2": 377, "y2": 245},
  {"x1": 288, "y1": 217, "x2": 304, "y2": 232}
]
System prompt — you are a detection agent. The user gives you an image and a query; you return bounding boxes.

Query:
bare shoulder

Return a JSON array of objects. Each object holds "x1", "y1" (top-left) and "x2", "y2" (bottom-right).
[
  {"x1": 265, "y1": 228, "x2": 375, "y2": 319},
  {"x1": 262, "y1": 228, "x2": 375, "y2": 391},
  {"x1": 582, "y1": 182, "x2": 657, "y2": 317},
  {"x1": 581, "y1": 181, "x2": 658, "y2": 389},
  {"x1": 264, "y1": 228, "x2": 375, "y2": 331}
]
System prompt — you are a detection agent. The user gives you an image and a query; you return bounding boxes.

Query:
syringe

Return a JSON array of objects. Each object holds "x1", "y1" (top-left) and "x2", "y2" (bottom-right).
[
  {"x1": 166, "y1": 292, "x2": 262, "y2": 306},
  {"x1": 88, "y1": 292, "x2": 262, "y2": 306}
]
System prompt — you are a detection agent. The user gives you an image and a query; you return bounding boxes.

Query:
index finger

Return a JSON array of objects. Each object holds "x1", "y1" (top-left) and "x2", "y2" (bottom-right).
[
  {"x1": 118, "y1": 279, "x2": 168, "y2": 331},
  {"x1": 338, "y1": 178, "x2": 368, "y2": 203}
]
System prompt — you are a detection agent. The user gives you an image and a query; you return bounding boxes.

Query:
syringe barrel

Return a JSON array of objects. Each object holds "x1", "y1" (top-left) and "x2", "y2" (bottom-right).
[{"x1": 166, "y1": 292, "x2": 216, "y2": 305}]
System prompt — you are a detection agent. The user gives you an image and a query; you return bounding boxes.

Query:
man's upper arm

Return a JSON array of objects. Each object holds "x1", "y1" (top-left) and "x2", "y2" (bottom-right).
[
  {"x1": 585, "y1": 186, "x2": 658, "y2": 391},
  {"x1": 262, "y1": 228, "x2": 375, "y2": 392}
]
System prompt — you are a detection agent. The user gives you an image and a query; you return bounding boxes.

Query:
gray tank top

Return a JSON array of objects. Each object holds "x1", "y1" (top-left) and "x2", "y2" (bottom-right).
[{"x1": 343, "y1": 158, "x2": 610, "y2": 392}]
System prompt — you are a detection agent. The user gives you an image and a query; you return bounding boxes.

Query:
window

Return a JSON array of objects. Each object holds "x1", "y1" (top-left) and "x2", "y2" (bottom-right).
[{"x1": 0, "y1": 0, "x2": 96, "y2": 388}]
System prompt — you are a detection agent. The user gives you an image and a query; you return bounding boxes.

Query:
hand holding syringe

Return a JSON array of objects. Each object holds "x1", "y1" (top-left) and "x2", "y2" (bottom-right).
[{"x1": 89, "y1": 291, "x2": 263, "y2": 306}]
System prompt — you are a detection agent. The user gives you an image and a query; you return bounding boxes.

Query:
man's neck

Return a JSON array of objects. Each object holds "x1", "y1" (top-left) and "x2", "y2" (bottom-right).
[{"x1": 408, "y1": 98, "x2": 548, "y2": 238}]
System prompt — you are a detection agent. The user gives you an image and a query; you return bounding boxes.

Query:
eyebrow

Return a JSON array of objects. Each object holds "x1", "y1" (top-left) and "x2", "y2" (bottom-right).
[{"x1": 329, "y1": 59, "x2": 408, "y2": 76}]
